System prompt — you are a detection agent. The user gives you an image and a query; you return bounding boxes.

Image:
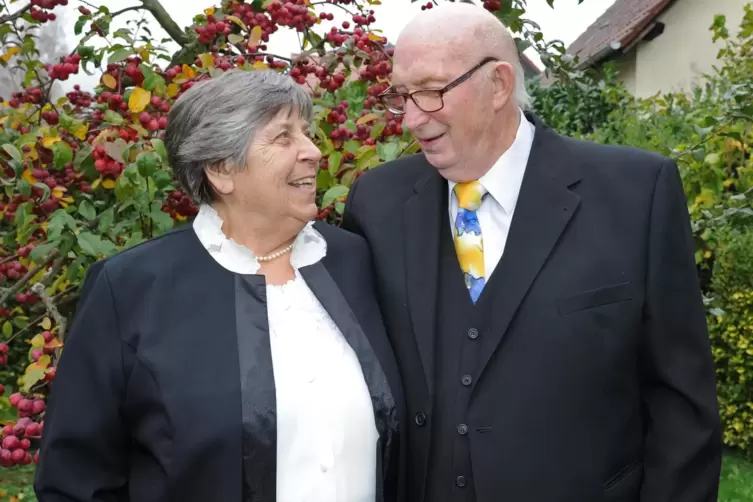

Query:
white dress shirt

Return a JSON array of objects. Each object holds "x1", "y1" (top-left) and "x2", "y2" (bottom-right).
[
  {"x1": 192, "y1": 204, "x2": 378, "y2": 502},
  {"x1": 448, "y1": 108, "x2": 535, "y2": 278}
]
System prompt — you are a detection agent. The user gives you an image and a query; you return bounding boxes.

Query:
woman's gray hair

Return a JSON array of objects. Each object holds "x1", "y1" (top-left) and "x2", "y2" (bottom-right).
[{"x1": 164, "y1": 69, "x2": 313, "y2": 204}]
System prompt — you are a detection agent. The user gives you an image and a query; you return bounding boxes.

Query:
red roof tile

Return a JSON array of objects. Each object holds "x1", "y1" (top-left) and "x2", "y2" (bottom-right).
[{"x1": 566, "y1": 0, "x2": 674, "y2": 67}]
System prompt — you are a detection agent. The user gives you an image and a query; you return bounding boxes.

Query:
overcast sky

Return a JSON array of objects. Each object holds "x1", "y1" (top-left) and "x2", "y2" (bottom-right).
[{"x1": 17, "y1": 0, "x2": 617, "y2": 91}]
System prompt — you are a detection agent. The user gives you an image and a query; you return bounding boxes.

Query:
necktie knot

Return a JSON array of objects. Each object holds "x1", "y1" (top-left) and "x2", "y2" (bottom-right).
[{"x1": 454, "y1": 181, "x2": 487, "y2": 211}]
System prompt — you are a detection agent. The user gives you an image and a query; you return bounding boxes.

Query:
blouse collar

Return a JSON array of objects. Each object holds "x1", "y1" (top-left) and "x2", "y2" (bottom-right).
[{"x1": 192, "y1": 203, "x2": 327, "y2": 274}]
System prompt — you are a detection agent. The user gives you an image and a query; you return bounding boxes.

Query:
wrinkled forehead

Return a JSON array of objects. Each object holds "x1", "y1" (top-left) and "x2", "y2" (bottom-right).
[{"x1": 392, "y1": 38, "x2": 477, "y2": 89}]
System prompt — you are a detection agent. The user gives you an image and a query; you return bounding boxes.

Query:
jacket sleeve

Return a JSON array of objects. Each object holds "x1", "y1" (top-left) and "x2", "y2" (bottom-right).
[
  {"x1": 341, "y1": 176, "x2": 365, "y2": 237},
  {"x1": 34, "y1": 265, "x2": 131, "y2": 501},
  {"x1": 639, "y1": 159, "x2": 722, "y2": 501}
]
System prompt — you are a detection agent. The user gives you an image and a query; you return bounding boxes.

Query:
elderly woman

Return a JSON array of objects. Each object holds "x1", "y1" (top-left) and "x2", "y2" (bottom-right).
[{"x1": 34, "y1": 69, "x2": 405, "y2": 502}]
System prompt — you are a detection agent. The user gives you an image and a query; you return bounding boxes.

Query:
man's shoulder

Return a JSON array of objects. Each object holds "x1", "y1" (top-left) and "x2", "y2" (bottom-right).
[
  {"x1": 355, "y1": 152, "x2": 433, "y2": 194},
  {"x1": 557, "y1": 133, "x2": 671, "y2": 175}
]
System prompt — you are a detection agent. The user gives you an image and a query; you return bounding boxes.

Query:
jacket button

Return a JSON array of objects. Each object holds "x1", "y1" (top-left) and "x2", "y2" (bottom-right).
[
  {"x1": 468, "y1": 328, "x2": 479, "y2": 339},
  {"x1": 461, "y1": 374, "x2": 472, "y2": 386},
  {"x1": 457, "y1": 423, "x2": 468, "y2": 435},
  {"x1": 415, "y1": 412, "x2": 427, "y2": 427},
  {"x1": 456, "y1": 475, "x2": 466, "y2": 487}
]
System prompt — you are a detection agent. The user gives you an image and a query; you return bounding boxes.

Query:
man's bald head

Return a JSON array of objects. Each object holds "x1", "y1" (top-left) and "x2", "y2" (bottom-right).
[{"x1": 394, "y1": 1, "x2": 530, "y2": 110}]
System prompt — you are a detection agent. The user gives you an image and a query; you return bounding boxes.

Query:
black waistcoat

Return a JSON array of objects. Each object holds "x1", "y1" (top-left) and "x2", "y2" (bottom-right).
[{"x1": 424, "y1": 210, "x2": 501, "y2": 502}]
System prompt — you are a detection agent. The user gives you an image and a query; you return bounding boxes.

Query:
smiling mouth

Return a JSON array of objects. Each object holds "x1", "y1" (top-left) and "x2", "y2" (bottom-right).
[
  {"x1": 420, "y1": 133, "x2": 444, "y2": 144},
  {"x1": 289, "y1": 177, "x2": 315, "y2": 189}
]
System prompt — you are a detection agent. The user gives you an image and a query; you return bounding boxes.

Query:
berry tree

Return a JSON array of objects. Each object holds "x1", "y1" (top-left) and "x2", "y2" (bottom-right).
[{"x1": 0, "y1": 0, "x2": 577, "y2": 472}]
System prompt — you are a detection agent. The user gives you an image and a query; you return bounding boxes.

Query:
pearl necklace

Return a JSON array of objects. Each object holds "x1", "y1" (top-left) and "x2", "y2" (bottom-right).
[{"x1": 256, "y1": 242, "x2": 294, "y2": 262}]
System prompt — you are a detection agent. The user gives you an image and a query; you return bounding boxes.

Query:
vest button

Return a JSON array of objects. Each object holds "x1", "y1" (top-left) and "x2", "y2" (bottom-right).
[
  {"x1": 468, "y1": 328, "x2": 479, "y2": 339},
  {"x1": 461, "y1": 374, "x2": 472, "y2": 386},
  {"x1": 456, "y1": 475, "x2": 467, "y2": 487},
  {"x1": 415, "y1": 412, "x2": 427, "y2": 427},
  {"x1": 457, "y1": 423, "x2": 468, "y2": 435}
]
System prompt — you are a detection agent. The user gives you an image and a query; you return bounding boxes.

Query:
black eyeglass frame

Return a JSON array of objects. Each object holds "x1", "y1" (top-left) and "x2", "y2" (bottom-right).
[{"x1": 379, "y1": 56, "x2": 499, "y2": 115}]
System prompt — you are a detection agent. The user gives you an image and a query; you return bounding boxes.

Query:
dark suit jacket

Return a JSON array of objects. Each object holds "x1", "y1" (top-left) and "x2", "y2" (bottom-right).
[
  {"x1": 341, "y1": 113, "x2": 722, "y2": 502},
  {"x1": 34, "y1": 222, "x2": 407, "y2": 502}
]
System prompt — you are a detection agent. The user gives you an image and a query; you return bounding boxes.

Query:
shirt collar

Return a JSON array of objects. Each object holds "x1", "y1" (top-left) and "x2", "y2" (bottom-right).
[
  {"x1": 449, "y1": 108, "x2": 535, "y2": 214},
  {"x1": 192, "y1": 203, "x2": 327, "y2": 274}
]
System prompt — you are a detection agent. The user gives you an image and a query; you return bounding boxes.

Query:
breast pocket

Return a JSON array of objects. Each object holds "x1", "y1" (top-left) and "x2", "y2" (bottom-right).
[{"x1": 558, "y1": 281, "x2": 634, "y2": 316}]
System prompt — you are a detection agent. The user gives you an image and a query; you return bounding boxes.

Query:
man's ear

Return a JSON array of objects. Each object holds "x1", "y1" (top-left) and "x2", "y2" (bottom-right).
[
  {"x1": 490, "y1": 61, "x2": 515, "y2": 111},
  {"x1": 204, "y1": 161, "x2": 234, "y2": 196}
]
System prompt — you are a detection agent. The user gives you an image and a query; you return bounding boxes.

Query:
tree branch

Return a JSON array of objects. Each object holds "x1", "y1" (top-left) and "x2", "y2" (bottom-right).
[
  {"x1": 30, "y1": 254, "x2": 66, "y2": 340},
  {"x1": 0, "y1": 2, "x2": 29, "y2": 24},
  {"x1": 112, "y1": 5, "x2": 145, "y2": 18},
  {"x1": 140, "y1": 0, "x2": 190, "y2": 47}
]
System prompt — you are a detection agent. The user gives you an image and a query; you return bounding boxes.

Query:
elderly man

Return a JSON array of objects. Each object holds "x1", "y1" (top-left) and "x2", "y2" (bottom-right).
[{"x1": 342, "y1": 3, "x2": 721, "y2": 502}]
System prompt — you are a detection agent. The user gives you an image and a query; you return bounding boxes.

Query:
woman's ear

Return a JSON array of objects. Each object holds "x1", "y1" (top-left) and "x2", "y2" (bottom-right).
[{"x1": 204, "y1": 161, "x2": 234, "y2": 196}]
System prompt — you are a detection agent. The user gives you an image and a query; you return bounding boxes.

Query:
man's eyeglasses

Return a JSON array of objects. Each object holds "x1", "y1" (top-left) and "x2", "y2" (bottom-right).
[{"x1": 379, "y1": 57, "x2": 498, "y2": 115}]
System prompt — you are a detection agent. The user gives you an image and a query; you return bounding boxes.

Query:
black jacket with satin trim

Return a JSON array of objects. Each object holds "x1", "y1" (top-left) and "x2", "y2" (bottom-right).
[
  {"x1": 341, "y1": 113, "x2": 722, "y2": 502},
  {"x1": 33, "y1": 222, "x2": 407, "y2": 502}
]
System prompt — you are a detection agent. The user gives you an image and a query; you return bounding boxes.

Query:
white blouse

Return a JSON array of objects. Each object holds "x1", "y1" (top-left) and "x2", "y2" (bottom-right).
[{"x1": 192, "y1": 204, "x2": 379, "y2": 502}]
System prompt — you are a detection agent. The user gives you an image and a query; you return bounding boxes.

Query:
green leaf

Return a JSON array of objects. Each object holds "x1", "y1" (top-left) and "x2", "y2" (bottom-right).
[
  {"x1": 78, "y1": 200, "x2": 96, "y2": 220},
  {"x1": 316, "y1": 169, "x2": 333, "y2": 190},
  {"x1": 104, "y1": 110, "x2": 125, "y2": 125},
  {"x1": 369, "y1": 121, "x2": 386, "y2": 139},
  {"x1": 108, "y1": 48, "x2": 132, "y2": 63},
  {"x1": 376, "y1": 142, "x2": 400, "y2": 162},
  {"x1": 30, "y1": 242, "x2": 57, "y2": 262},
  {"x1": 52, "y1": 141, "x2": 73, "y2": 169},
  {"x1": 150, "y1": 207, "x2": 174, "y2": 233},
  {"x1": 344, "y1": 140, "x2": 361, "y2": 154},
  {"x1": 16, "y1": 133, "x2": 38, "y2": 146},
  {"x1": 151, "y1": 138, "x2": 168, "y2": 161},
  {"x1": 321, "y1": 185, "x2": 349, "y2": 208},
  {"x1": 136, "y1": 151, "x2": 158, "y2": 177},
  {"x1": 328, "y1": 151, "x2": 342, "y2": 176},
  {"x1": 17, "y1": 179, "x2": 31, "y2": 198},
  {"x1": 2, "y1": 321, "x2": 12, "y2": 339},
  {"x1": 77, "y1": 231, "x2": 106, "y2": 257},
  {"x1": 2, "y1": 143, "x2": 22, "y2": 164},
  {"x1": 228, "y1": 33, "x2": 244, "y2": 45},
  {"x1": 356, "y1": 148, "x2": 377, "y2": 171},
  {"x1": 74, "y1": 17, "x2": 88, "y2": 36},
  {"x1": 98, "y1": 207, "x2": 115, "y2": 234},
  {"x1": 22, "y1": 368, "x2": 46, "y2": 392},
  {"x1": 114, "y1": 28, "x2": 134, "y2": 43}
]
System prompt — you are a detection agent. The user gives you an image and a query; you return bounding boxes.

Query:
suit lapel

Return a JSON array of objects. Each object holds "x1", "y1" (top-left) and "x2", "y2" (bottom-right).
[
  {"x1": 402, "y1": 167, "x2": 445, "y2": 396},
  {"x1": 474, "y1": 118, "x2": 582, "y2": 388}
]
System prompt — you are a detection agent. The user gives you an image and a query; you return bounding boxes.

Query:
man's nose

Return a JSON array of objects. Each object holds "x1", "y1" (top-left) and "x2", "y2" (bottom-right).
[{"x1": 403, "y1": 98, "x2": 430, "y2": 132}]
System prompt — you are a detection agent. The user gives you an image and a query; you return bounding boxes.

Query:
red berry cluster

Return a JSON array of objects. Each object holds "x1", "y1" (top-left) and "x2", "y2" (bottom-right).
[
  {"x1": 29, "y1": 0, "x2": 67, "y2": 23},
  {"x1": 1, "y1": 395, "x2": 44, "y2": 467},
  {"x1": 0, "y1": 342, "x2": 7, "y2": 366},
  {"x1": 77, "y1": 6, "x2": 91, "y2": 15},
  {"x1": 162, "y1": 190, "x2": 198, "y2": 220},
  {"x1": 482, "y1": 0, "x2": 501, "y2": 11},
  {"x1": 0, "y1": 258, "x2": 28, "y2": 283},
  {"x1": 420, "y1": 1, "x2": 434, "y2": 10},
  {"x1": 351, "y1": 11, "x2": 376, "y2": 26},
  {"x1": 326, "y1": 27, "x2": 349, "y2": 47},
  {"x1": 194, "y1": 16, "x2": 232, "y2": 45},
  {"x1": 93, "y1": 144, "x2": 125, "y2": 177},
  {"x1": 7, "y1": 86, "x2": 45, "y2": 107},
  {"x1": 327, "y1": 101, "x2": 349, "y2": 125},
  {"x1": 46, "y1": 54, "x2": 81, "y2": 80},
  {"x1": 266, "y1": 1, "x2": 317, "y2": 33},
  {"x1": 66, "y1": 85, "x2": 95, "y2": 108}
]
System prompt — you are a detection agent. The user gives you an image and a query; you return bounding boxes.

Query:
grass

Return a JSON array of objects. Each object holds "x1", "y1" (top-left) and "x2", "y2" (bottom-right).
[{"x1": 0, "y1": 454, "x2": 751, "y2": 500}]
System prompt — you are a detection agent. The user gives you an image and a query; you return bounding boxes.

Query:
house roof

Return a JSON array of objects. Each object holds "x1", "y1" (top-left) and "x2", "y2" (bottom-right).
[
  {"x1": 520, "y1": 52, "x2": 541, "y2": 76},
  {"x1": 566, "y1": 0, "x2": 674, "y2": 68}
]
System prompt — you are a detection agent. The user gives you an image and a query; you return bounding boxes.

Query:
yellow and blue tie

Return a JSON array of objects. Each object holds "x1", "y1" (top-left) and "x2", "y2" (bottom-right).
[{"x1": 453, "y1": 181, "x2": 487, "y2": 303}]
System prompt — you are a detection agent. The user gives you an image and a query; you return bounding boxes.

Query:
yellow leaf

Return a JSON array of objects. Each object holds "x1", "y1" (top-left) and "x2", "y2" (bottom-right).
[
  {"x1": 694, "y1": 188, "x2": 715, "y2": 206},
  {"x1": 356, "y1": 113, "x2": 379, "y2": 125},
  {"x1": 250, "y1": 25, "x2": 263, "y2": 45},
  {"x1": 102, "y1": 73, "x2": 117, "y2": 89},
  {"x1": 0, "y1": 46, "x2": 20, "y2": 63},
  {"x1": 92, "y1": 177, "x2": 102, "y2": 190},
  {"x1": 166, "y1": 83, "x2": 179, "y2": 98},
  {"x1": 30, "y1": 334, "x2": 45, "y2": 348},
  {"x1": 41, "y1": 317, "x2": 51, "y2": 330},
  {"x1": 252, "y1": 61, "x2": 268, "y2": 70},
  {"x1": 199, "y1": 53, "x2": 215, "y2": 69},
  {"x1": 102, "y1": 178, "x2": 116, "y2": 189},
  {"x1": 181, "y1": 64, "x2": 195, "y2": 79},
  {"x1": 128, "y1": 87, "x2": 151, "y2": 113},
  {"x1": 22, "y1": 169, "x2": 38, "y2": 185},
  {"x1": 61, "y1": 196, "x2": 74, "y2": 203},
  {"x1": 23, "y1": 146, "x2": 38, "y2": 161},
  {"x1": 42, "y1": 136, "x2": 61, "y2": 148},
  {"x1": 51, "y1": 186, "x2": 65, "y2": 199},
  {"x1": 368, "y1": 33, "x2": 384, "y2": 42},
  {"x1": 226, "y1": 15, "x2": 248, "y2": 30},
  {"x1": 71, "y1": 122, "x2": 89, "y2": 141},
  {"x1": 204, "y1": 7, "x2": 215, "y2": 15},
  {"x1": 176, "y1": 213, "x2": 187, "y2": 221},
  {"x1": 723, "y1": 178, "x2": 735, "y2": 188}
]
